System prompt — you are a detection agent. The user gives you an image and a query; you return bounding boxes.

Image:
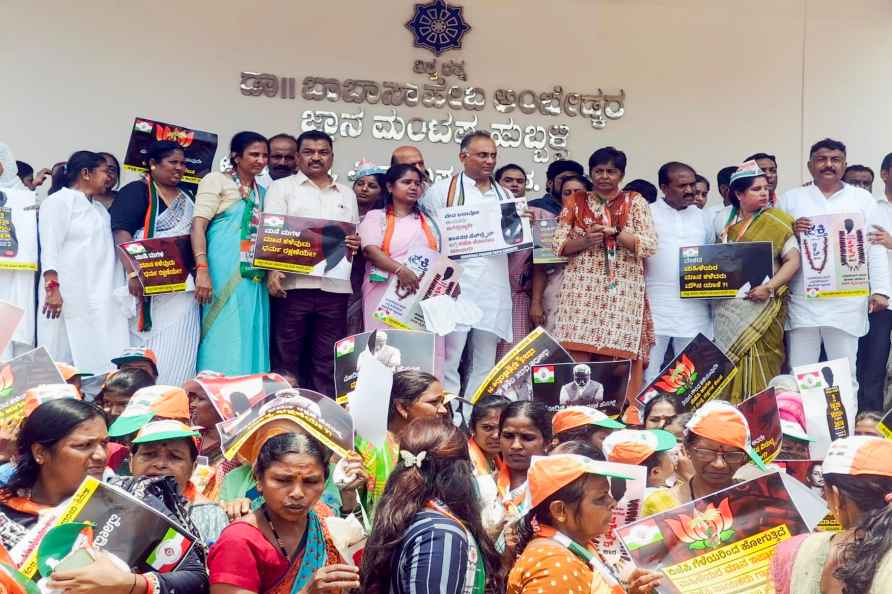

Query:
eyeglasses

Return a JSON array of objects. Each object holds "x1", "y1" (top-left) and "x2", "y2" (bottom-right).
[{"x1": 688, "y1": 447, "x2": 748, "y2": 465}]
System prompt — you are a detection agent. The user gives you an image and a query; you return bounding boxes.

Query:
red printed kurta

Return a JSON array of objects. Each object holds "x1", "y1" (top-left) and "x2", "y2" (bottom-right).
[{"x1": 551, "y1": 191, "x2": 657, "y2": 358}]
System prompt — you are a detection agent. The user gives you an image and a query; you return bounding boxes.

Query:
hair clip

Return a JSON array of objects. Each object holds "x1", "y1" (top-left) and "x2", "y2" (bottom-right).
[{"x1": 399, "y1": 450, "x2": 427, "y2": 469}]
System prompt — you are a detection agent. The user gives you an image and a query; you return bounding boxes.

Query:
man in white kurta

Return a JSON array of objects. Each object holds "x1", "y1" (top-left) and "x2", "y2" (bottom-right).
[
  {"x1": 0, "y1": 145, "x2": 38, "y2": 359},
  {"x1": 645, "y1": 163, "x2": 714, "y2": 383},
  {"x1": 421, "y1": 132, "x2": 513, "y2": 398},
  {"x1": 777, "y1": 139, "x2": 890, "y2": 392},
  {"x1": 37, "y1": 187, "x2": 129, "y2": 373}
]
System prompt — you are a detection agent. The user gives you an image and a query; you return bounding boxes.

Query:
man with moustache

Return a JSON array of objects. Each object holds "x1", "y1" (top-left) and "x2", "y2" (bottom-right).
[
  {"x1": 777, "y1": 138, "x2": 890, "y2": 396},
  {"x1": 644, "y1": 162, "x2": 714, "y2": 382},
  {"x1": 264, "y1": 130, "x2": 361, "y2": 397},
  {"x1": 267, "y1": 134, "x2": 298, "y2": 180},
  {"x1": 421, "y1": 131, "x2": 513, "y2": 400},
  {"x1": 527, "y1": 159, "x2": 586, "y2": 216}
]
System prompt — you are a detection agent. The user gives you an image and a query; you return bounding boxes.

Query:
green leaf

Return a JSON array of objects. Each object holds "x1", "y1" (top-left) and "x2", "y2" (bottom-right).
[
  {"x1": 690, "y1": 371, "x2": 699, "y2": 382},
  {"x1": 689, "y1": 541, "x2": 708, "y2": 551},
  {"x1": 719, "y1": 529, "x2": 736, "y2": 542}
]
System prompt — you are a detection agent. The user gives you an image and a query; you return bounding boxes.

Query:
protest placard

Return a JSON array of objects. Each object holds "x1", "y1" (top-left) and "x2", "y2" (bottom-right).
[
  {"x1": 437, "y1": 199, "x2": 532, "y2": 259},
  {"x1": 471, "y1": 327, "x2": 573, "y2": 403},
  {"x1": 217, "y1": 388, "x2": 354, "y2": 459},
  {"x1": 333, "y1": 329, "x2": 435, "y2": 401},
  {"x1": 800, "y1": 213, "x2": 869, "y2": 299},
  {"x1": 617, "y1": 472, "x2": 826, "y2": 594},
  {"x1": 123, "y1": 117, "x2": 218, "y2": 187},
  {"x1": 679, "y1": 242, "x2": 773, "y2": 299},
  {"x1": 0, "y1": 300, "x2": 24, "y2": 354},
  {"x1": 592, "y1": 462, "x2": 647, "y2": 573},
  {"x1": 253, "y1": 213, "x2": 355, "y2": 280},
  {"x1": 737, "y1": 388, "x2": 782, "y2": 463},
  {"x1": 193, "y1": 372, "x2": 291, "y2": 421},
  {"x1": 0, "y1": 347, "x2": 65, "y2": 422},
  {"x1": 636, "y1": 334, "x2": 737, "y2": 412},
  {"x1": 372, "y1": 248, "x2": 461, "y2": 331},
  {"x1": 531, "y1": 218, "x2": 567, "y2": 264},
  {"x1": 119, "y1": 236, "x2": 195, "y2": 295},
  {"x1": 0, "y1": 189, "x2": 38, "y2": 272},
  {"x1": 531, "y1": 360, "x2": 629, "y2": 416},
  {"x1": 13, "y1": 477, "x2": 197, "y2": 580},
  {"x1": 793, "y1": 358, "x2": 856, "y2": 459},
  {"x1": 775, "y1": 460, "x2": 842, "y2": 532}
]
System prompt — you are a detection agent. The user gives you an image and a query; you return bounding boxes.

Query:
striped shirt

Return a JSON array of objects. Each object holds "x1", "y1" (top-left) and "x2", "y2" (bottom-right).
[{"x1": 390, "y1": 510, "x2": 473, "y2": 594}]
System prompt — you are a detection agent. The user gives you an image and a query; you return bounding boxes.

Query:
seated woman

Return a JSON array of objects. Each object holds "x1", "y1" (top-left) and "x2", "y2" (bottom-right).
[
  {"x1": 771, "y1": 436, "x2": 892, "y2": 593},
  {"x1": 96, "y1": 368, "x2": 156, "y2": 426},
  {"x1": 507, "y1": 454, "x2": 661, "y2": 594},
  {"x1": 360, "y1": 418, "x2": 501, "y2": 594},
  {"x1": 551, "y1": 406, "x2": 625, "y2": 453},
  {"x1": 670, "y1": 401, "x2": 767, "y2": 504},
  {"x1": 209, "y1": 432, "x2": 360, "y2": 594},
  {"x1": 356, "y1": 370, "x2": 449, "y2": 515},
  {"x1": 129, "y1": 419, "x2": 229, "y2": 545},
  {"x1": 641, "y1": 394, "x2": 682, "y2": 430},
  {"x1": 468, "y1": 395, "x2": 511, "y2": 477},
  {"x1": 0, "y1": 399, "x2": 209, "y2": 594},
  {"x1": 186, "y1": 374, "x2": 241, "y2": 500},
  {"x1": 495, "y1": 401, "x2": 551, "y2": 518}
]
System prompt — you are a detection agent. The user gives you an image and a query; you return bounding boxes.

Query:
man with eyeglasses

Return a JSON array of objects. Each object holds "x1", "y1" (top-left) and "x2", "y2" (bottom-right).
[
  {"x1": 777, "y1": 139, "x2": 890, "y2": 401},
  {"x1": 421, "y1": 131, "x2": 513, "y2": 404},
  {"x1": 668, "y1": 401, "x2": 768, "y2": 505}
]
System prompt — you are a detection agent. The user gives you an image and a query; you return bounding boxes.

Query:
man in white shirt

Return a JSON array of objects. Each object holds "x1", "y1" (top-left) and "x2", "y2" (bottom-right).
[
  {"x1": 777, "y1": 138, "x2": 890, "y2": 393},
  {"x1": 712, "y1": 165, "x2": 738, "y2": 239},
  {"x1": 421, "y1": 131, "x2": 513, "y2": 398},
  {"x1": 645, "y1": 162, "x2": 714, "y2": 383},
  {"x1": 858, "y1": 153, "x2": 892, "y2": 411},
  {"x1": 265, "y1": 130, "x2": 361, "y2": 397}
]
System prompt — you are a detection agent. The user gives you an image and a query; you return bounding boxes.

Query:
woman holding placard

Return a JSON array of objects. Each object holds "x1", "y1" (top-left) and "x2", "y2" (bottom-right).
[
  {"x1": 713, "y1": 161, "x2": 801, "y2": 403},
  {"x1": 358, "y1": 163, "x2": 440, "y2": 331},
  {"x1": 192, "y1": 132, "x2": 270, "y2": 376},
  {"x1": 0, "y1": 399, "x2": 209, "y2": 594},
  {"x1": 111, "y1": 141, "x2": 199, "y2": 385},
  {"x1": 209, "y1": 432, "x2": 360, "y2": 594},
  {"x1": 551, "y1": 147, "x2": 657, "y2": 400}
]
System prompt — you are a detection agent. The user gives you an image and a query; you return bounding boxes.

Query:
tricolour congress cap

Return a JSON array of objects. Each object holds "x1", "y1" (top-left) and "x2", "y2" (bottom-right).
[
  {"x1": 823, "y1": 436, "x2": 892, "y2": 478},
  {"x1": 552, "y1": 406, "x2": 625, "y2": 435},
  {"x1": 602, "y1": 429, "x2": 677, "y2": 465},
  {"x1": 108, "y1": 385, "x2": 189, "y2": 437},
  {"x1": 132, "y1": 419, "x2": 201, "y2": 447},
  {"x1": 686, "y1": 400, "x2": 767, "y2": 470},
  {"x1": 527, "y1": 454, "x2": 632, "y2": 509}
]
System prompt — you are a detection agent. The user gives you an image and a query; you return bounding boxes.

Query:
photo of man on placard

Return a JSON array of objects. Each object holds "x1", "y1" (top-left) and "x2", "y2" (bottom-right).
[{"x1": 559, "y1": 364, "x2": 604, "y2": 405}]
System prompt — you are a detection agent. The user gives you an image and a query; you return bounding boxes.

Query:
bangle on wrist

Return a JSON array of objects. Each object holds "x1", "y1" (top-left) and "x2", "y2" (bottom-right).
[
  {"x1": 127, "y1": 271, "x2": 139, "y2": 280},
  {"x1": 193, "y1": 251, "x2": 207, "y2": 259},
  {"x1": 195, "y1": 262, "x2": 209, "y2": 271},
  {"x1": 128, "y1": 573, "x2": 137, "y2": 594}
]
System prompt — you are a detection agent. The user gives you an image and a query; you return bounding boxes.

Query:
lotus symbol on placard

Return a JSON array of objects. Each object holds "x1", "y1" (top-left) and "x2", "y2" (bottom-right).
[
  {"x1": 665, "y1": 497, "x2": 735, "y2": 551},
  {"x1": 654, "y1": 354, "x2": 697, "y2": 396}
]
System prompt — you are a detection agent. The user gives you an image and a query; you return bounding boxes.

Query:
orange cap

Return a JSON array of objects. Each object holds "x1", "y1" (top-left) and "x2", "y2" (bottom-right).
[
  {"x1": 823, "y1": 436, "x2": 892, "y2": 478},
  {"x1": 55, "y1": 363, "x2": 91, "y2": 381},
  {"x1": 552, "y1": 406, "x2": 625, "y2": 435},
  {"x1": 527, "y1": 454, "x2": 632, "y2": 509},
  {"x1": 107, "y1": 385, "x2": 189, "y2": 437},
  {"x1": 602, "y1": 429, "x2": 677, "y2": 465},
  {"x1": 686, "y1": 401, "x2": 767, "y2": 470}
]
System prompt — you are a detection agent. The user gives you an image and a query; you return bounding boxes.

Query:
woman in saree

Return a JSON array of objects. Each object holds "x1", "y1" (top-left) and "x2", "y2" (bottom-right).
[
  {"x1": 192, "y1": 131, "x2": 270, "y2": 375},
  {"x1": 552, "y1": 147, "x2": 657, "y2": 401},
  {"x1": 359, "y1": 419, "x2": 502, "y2": 594},
  {"x1": 355, "y1": 370, "x2": 449, "y2": 516},
  {"x1": 209, "y1": 432, "x2": 360, "y2": 594},
  {"x1": 713, "y1": 161, "x2": 800, "y2": 403},
  {"x1": 771, "y1": 436, "x2": 892, "y2": 594},
  {"x1": 0, "y1": 399, "x2": 208, "y2": 594},
  {"x1": 111, "y1": 141, "x2": 199, "y2": 385},
  {"x1": 129, "y1": 419, "x2": 229, "y2": 545}
]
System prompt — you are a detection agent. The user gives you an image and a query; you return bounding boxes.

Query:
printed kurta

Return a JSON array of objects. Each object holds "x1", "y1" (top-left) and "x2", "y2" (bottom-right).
[{"x1": 552, "y1": 191, "x2": 657, "y2": 357}]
